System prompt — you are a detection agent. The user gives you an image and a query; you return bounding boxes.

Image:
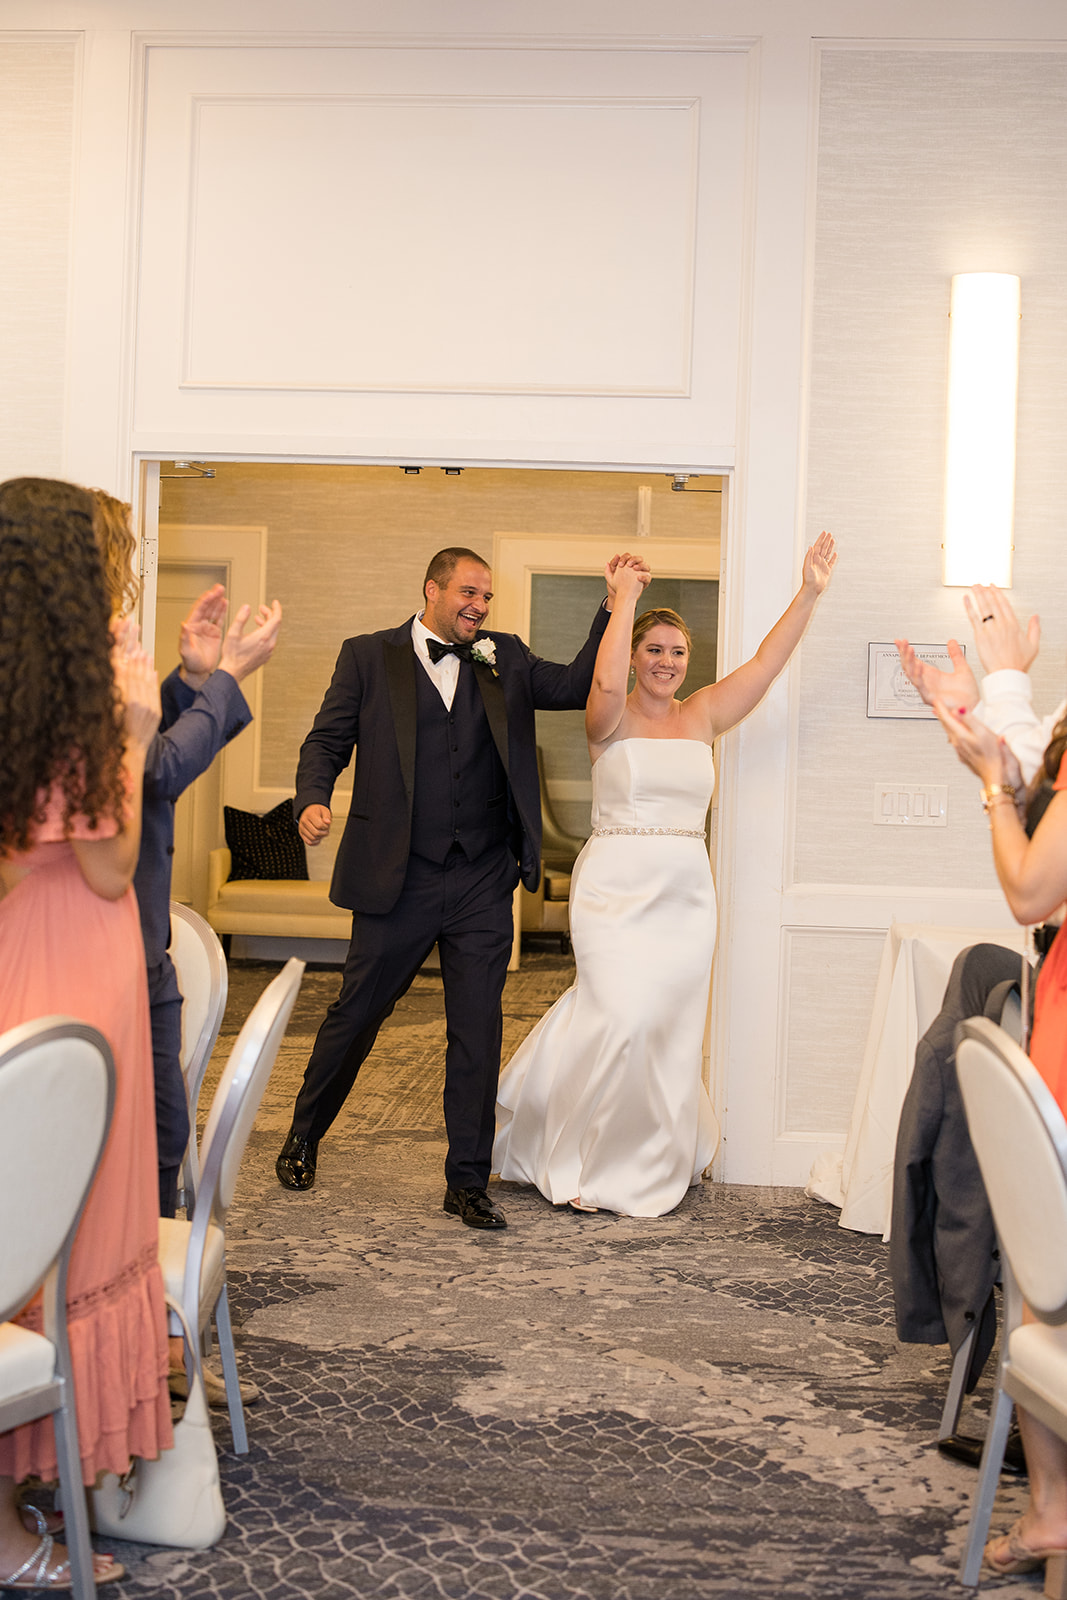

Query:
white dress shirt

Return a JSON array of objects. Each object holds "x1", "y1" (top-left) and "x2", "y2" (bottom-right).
[{"x1": 412, "y1": 613, "x2": 460, "y2": 710}]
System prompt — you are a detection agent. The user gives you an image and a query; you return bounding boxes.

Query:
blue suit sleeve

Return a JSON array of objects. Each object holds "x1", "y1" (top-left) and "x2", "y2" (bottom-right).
[{"x1": 143, "y1": 667, "x2": 253, "y2": 804}]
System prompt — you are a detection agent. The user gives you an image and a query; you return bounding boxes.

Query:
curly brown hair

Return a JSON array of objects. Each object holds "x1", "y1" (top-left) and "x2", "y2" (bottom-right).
[
  {"x1": 0, "y1": 477, "x2": 127, "y2": 853},
  {"x1": 91, "y1": 488, "x2": 140, "y2": 616},
  {"x1": 1045, "y1": 715, "x2": 1067, "y2": 788}
]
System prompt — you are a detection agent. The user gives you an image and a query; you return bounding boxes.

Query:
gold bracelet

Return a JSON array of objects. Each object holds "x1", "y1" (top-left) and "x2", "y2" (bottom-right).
[{"x1": 980, "y1": 784, "x2": 1017, "y2": 814}]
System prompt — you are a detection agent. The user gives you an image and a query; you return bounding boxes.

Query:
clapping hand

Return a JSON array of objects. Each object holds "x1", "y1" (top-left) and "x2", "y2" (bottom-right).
[
  {"x1": 895, "y1": 636, "x2": 978, "y2": 713},
  {"x1": 219, "y1": 600, "x2": 283, "y2": 683},
  {"x1": 113, "y1": 627, "x2": 161, "y2": 753},
  {"x1": 963, "y1": 584, "x2": 1040, "y2": 675},
  {"x1": 801, "y1": 531, "x2": 837, "y2": 595},
  {"x1": 179, "y1": 584, "x2": 228, "y2": 684},
  {"x1": 932, "y1": 699, "x2": 1007, "y2": 789}
]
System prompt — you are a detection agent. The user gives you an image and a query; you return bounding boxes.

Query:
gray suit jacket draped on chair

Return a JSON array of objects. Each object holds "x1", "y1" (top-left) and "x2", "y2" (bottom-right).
[{"x1": 293, "y1": 610, "x2": 609, "y2": 916}]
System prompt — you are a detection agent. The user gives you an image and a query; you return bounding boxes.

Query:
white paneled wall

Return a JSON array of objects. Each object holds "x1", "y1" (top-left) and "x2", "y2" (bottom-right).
[
  {"x1": 0, "y1": 36, "x2": 77, "y2": 480},
  {"x1": 132, "y1": 41, "x2": 749, "y2": 465},
  {"x1": 778, "y1": 47, "x2": 1067, "y2": 1172}
]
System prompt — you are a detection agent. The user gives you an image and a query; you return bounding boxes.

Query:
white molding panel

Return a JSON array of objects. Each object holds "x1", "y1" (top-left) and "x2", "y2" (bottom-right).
[
  {"x1": 182, "y1": 94, "x2": 700, "y2": 398},
  {"x1": 132, "y1": 42, "x2": 750, "y2": 464}
]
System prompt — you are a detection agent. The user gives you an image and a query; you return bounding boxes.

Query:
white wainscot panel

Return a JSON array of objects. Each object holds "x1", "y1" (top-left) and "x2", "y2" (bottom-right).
[
  {"x1": 186, "y1": 97, "x2": 697, "y2": 397},
  {"x1": 778, "y1": 928, "x2": 886, "y2": 1142},
  {"x1": 133, "y1": 43, "x2": 748, "y2": 464}
]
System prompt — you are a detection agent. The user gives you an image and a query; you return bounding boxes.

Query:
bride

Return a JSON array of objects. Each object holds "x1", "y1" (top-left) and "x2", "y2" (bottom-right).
[{"x1": 493, "y1": 533, "x2": 837, "y2": 1217}]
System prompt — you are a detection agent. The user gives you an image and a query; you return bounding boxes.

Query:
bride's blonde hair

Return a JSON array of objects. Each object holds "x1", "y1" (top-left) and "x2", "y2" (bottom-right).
[{"x1": 631, "y1": 607, "x2": 692, "y2": 652}]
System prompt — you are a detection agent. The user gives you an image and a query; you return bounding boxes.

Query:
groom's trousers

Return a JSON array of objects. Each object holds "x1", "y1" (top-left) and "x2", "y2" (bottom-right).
[{"x1": 291, "y1": 841, "x2": 519, "y2": 1190}]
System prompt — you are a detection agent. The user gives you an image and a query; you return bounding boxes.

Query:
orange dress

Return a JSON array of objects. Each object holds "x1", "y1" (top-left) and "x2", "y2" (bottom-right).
[
  {"x1": 1029, "y1": 752, "x2": 1067, "y2": 1116},
  {"x1": 0, "y1": 789, "x2": 172, "y2": 1485}
]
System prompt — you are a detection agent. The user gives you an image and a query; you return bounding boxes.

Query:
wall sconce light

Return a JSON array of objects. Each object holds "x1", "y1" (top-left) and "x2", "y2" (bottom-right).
[{"x1": 942, "y1": 272, "x2": 1020, "y2": 587}]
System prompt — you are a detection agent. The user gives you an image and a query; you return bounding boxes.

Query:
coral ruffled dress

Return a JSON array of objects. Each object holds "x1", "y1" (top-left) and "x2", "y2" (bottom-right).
[
  {"x1": 0, "y1": 787, "x2": 172, "y2": 1484},
  {"x1": 1029, "y1": 753, "x2": 1067, "y2": 1116}
]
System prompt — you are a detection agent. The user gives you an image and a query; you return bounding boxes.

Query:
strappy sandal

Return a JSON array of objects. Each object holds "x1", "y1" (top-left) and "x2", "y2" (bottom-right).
[
  {"x1": 1, "y1": 1510, "x2": 124, "y2": 1591},
  {"x1": 16, "y1": 1485, "x2": 62, "y2": 1538},
  {"x1": 984, "y1": 1519, "x2": 1067, "y2": 1597}
]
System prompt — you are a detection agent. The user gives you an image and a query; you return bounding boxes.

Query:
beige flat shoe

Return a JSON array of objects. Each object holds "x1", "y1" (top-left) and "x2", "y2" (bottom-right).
[{"x1": 169, "y1": 1362, "x2": 260, "y2": 1407}]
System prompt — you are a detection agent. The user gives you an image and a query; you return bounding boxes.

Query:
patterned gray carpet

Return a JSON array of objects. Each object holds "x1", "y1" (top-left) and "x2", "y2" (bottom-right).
[{"x1": 100, "y1": 955, "x2": 1038, "y2": 1599}]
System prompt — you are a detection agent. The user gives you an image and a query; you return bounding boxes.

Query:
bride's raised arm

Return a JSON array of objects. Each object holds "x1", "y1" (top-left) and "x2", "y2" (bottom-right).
[
  {"x1": 688, "y1": 531, "x2": 836, "y2": 740},
  {"x1": 585, "y1": 558, "x2": 648, "y2": 750}
]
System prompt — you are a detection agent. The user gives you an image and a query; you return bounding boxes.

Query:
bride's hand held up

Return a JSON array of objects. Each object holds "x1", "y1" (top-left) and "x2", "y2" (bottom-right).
[
  {"x1": 610, "y1": 559, "x2": 647, "y2": 608},
  {"x1": 586, "y1": 556, "x2": 651, "y2": 747},
  {"x1": 688, "y1": 532, "x2": 837, "y2": 740},
  {"x1": 605, "y1": 552, "x2": 651, "y2": 609}
]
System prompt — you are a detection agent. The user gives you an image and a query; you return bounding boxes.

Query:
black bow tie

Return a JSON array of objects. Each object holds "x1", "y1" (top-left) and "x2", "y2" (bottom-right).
[{"x1": 427, "y1": 639, "x2": 474, "y2": 665}]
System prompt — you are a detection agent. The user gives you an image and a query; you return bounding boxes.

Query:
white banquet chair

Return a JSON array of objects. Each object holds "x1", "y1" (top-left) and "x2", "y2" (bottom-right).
[
  {"x1": 955, "y1": 1015, "x2": 1067, "y2": 1588},
  {"x1": 0, "y1": 1017, "x2": 115, "y2": 1599},
  {"x1": 169, "y1": 901, "x2": 229, "y2": 1214},
  {"x1": 158, "y1": 957, "x2": 304, "y2": 1454}
]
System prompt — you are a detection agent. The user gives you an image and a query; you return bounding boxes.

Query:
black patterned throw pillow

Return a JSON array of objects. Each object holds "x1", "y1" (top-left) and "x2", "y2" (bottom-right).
[{"x1": 223, "y1": 800, "x2": 308, "y2": 881}]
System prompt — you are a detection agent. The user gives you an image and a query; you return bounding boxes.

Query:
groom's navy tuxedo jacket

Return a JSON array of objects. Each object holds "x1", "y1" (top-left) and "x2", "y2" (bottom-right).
[{"x1": 293, "y1": 608, "x2": 609, "y2": 917}]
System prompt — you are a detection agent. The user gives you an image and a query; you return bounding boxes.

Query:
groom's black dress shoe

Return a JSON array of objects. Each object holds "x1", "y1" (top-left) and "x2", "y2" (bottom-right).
[
  {"x1": 443, "y1": 1186, "x2": 507, "y2": 1229},
  {"x1": 937, "y1": 1425, "x2": 1027, "y2": 1476},
  {"x1": 276, "y1": 1129, "x2": 318, "y2": 1191}
]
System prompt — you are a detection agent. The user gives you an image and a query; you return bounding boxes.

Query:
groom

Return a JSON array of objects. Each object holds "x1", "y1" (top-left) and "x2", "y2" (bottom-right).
[{"x1": 276, "y1": 545, "x2": 645, "y2": 1227}]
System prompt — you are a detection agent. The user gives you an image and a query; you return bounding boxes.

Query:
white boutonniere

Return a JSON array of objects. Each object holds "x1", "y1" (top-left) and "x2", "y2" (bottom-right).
[{"x1": 471, "y1": 638, "x2": 498, "y2": 674}]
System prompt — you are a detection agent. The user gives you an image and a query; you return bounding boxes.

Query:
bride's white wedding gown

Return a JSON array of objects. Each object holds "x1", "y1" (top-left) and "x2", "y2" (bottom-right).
[{"x1": 493, "y1": 738, "x2": 721, "y2": 1217}]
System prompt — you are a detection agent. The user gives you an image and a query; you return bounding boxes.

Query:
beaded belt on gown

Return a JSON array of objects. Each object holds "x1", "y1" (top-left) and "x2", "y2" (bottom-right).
[{"x1": 590, "y1": 826, "x2": 705, "y2": 838}]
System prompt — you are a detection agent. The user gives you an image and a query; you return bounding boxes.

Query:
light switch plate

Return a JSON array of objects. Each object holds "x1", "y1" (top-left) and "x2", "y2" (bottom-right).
[{"x1": 873, "y1": 784, "x2": 948, "y2": 826}]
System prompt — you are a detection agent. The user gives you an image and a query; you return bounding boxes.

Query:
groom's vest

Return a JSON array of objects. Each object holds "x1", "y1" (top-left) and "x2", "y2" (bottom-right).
[{"x1": 409, "y1": 660, "x2": 510, "y2": 865}]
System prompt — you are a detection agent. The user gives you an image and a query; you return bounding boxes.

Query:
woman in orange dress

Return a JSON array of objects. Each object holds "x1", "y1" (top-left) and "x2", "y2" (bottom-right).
[
  {"x1": 936, "y1": 690, "x2": 1067, "y2": 1593},
  {"x1": 0, "y1": 478, "x2": 172, "y2": 1590}
]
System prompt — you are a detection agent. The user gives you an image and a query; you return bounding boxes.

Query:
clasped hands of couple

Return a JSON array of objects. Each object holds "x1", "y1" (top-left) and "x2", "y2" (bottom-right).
[{"x1": 896, "y1": 581, "x2": 1040, "y2": 803}]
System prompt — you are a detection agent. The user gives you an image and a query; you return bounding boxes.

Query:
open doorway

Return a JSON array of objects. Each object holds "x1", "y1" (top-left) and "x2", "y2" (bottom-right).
[{"x1": 147, "y1": 461, "x2": 724, "y2": 920}]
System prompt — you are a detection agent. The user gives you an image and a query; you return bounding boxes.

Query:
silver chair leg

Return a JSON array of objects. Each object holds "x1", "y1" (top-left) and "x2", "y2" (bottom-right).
[
  {"x1": 52, "y1": 1378, "x2": 97, "y2": 1600},
  {"x1": 213, "y1": 1283, "x2": 248, "y2": 1454},
  {"x1": 960, "y1": 1384, "x2": 1014, "y2": 1586}
]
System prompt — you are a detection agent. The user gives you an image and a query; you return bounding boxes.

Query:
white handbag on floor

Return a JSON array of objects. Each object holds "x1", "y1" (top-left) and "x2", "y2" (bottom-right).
[{"x1": 91, "y1": 1296, "x2": 226, "y2": 1550}]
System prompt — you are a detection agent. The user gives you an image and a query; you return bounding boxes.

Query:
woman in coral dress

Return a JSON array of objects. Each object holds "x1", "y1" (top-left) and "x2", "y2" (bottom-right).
[
  {"x1": 936, "y1": 662, "x2": 1067, "y2": 1591},
  {"x1": 0, "y1": 477, "x2": 172, "y2": 1590}
]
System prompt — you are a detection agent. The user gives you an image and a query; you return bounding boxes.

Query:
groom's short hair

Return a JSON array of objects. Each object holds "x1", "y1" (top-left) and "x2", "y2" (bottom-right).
[{"x1": 423, "y1": 546, "x2": 491, "y2": 598}]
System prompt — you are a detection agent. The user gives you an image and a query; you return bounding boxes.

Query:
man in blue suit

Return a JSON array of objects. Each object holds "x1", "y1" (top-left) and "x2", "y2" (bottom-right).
[
  {"x1": 135, "y1": 584, "x2": 282, "y2": 1218},
  {"x1": 276, "y1": 545, "x2": 644, "y2": 1227}
]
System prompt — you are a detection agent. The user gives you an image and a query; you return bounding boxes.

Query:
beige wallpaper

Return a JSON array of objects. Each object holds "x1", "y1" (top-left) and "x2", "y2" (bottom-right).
[
  {"x1": 798, "y1": 48, "x2": 1067, "y2": 893},
  {"x1": 159, "y1": 464, "x2": 720, "y2": 798},
  {"x1": 0, "y1": 37, "x2": 77, "y2": 481}
]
